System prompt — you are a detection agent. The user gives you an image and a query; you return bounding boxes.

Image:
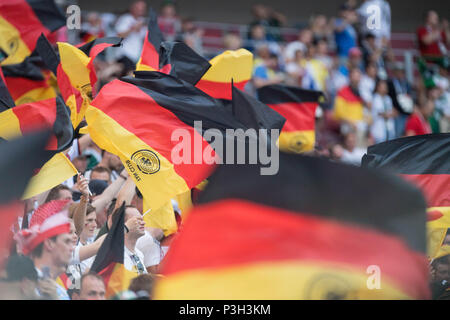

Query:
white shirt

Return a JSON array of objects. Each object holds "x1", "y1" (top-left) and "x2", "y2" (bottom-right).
[
  {"x1": 371, "y1": 94, "x2": 396, "y2": 143},
  {"x1": 124, "y1": 246, "x2": 147, "y2": 274},
  {"x1": 359, "y1": 75, "x2": 376, "y2": 105},
  {"x1": 341, "y1": 147, "x2": 367, "y2": 166},
  {"x1": 135, "y1": 231, "x2": 164, "y2": 267},
  {"x1": 115, "y1": 14, "x2": 146, "y2": 62}
]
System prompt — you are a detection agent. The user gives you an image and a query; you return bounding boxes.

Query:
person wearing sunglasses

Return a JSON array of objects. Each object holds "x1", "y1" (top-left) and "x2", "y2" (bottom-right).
[{"x1": 124, "y1": 206, "x2": 147, "y2": 275}]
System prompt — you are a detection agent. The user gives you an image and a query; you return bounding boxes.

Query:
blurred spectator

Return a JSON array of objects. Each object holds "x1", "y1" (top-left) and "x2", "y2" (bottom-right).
[
  {"x1": 253, "y1": 52, "x2": 285, "y2": 88},
  {"x1": 90, "y1": 166, "x2": 112, "y2": 185},
  {"x1": 341, "y1": 131, "x2": 366, "y2": 165},
  {"x1": 85, "y1": 151, "x2": 123, "y2": 182},
  {"x1": 405, "y1": 100, "x2": 434, "y2": 136},
  {"x1": 80, "y1": 12, "x2": 105, "y2": 43},
  {"x1": 249, "y1": 4, "x2": 286, "y2": 42},
  {"x1": 284, "y1": 29, "x2": 312, "y2": 63},
  {"x1": 417, "y1": 11, "x2": 449, "y2": 64},
  {"x1": 359, "y1": 62, "x2": 377, "y2": 110},
  {"x1": 285, "y1": 48, "x2": 308, "y2": 87},
  {"x1": 223, "y1": 33, "x2": 243, "y2": 51},
  {"x1": 339, "y1": 47, "x2": 364, "y2": 80},
  {"x1": 158, "y1": 1, "x2": 181, "y2": 42},
  {"x1": 315, "y1": 38, "x2": 334, "y2": 71},
  {"x1": 304, "y1": 43, "x2": 329, "y2": 91},
  {"x1": 128, "y1": 274, "x2": 155, "y2": 299},
  {"x1": 3, "y1": 254, "x2": 39, "y2": 300},
  {"x1": 333, "y1": 4, "x2": 358, "y2": 62},
  {"x1": 246, "y1": 24, "x2": 281, "y2": 56},
  {"x1": 176, "y1": 17, "x2": 204, "y2": 55},
  {"x1": 310, "y1": 15, "x2": 335, "y2": 49},
  {"x1": 357, "y1": 0, "x2": 391, "y2": 48},
  {"x1": 387, "y1": 62, "x2": 414, "y2": 137},
  {"x1": 115, "y1": 0, "x2": 148, "y2": 73},
  {"x1": 370, "y1": 79, "x2": 396, "y2": 143}
]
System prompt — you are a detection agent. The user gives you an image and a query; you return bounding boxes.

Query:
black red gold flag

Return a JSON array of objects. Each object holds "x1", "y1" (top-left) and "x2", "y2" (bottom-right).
[
  {"x1": 155, "y1": 154, "x2": 430, "y2": 299},
  {"x1": 362, "y1": 133, "x2": 450, "y2": 259},
  {"x1": 257, "y1": 84, "x2": 324, "y2": 153},
  {"x1": 0, "y1": 0, "x2": 65, "y2": 65}
]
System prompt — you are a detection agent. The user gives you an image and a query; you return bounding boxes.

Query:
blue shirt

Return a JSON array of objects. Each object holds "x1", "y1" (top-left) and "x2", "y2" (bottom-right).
[{"x1": 334, "y1": 19, "x2": 357, "y2": 57}]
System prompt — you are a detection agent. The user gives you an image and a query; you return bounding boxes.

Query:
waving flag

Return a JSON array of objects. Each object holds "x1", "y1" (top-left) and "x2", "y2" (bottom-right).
[
  {"x1": 257, "y1": 84, "x2": 324, "y2": 153},
  {"x1": 362, "y1": 133, "x2": 450, "y2": 259},
  {"x1": 0, "y1": 0, "x2": 65, "y2": 65},
  {"x1": 90, "y1": 203, "x2": 137, "y2": 298},
  {"x1": 2, "y1": 54, "x2": 56, "y2": 105},
  {"x1": 195, "y1": 49, "x2": 253, "y2": 100},
  {"x1": 86, "y1": 71, "x2": 245, "y2": 211},
  {"x1": 36, "y1": 34, "x2": 122, "y2": 127},
  {"x1": 136, "y1": 8, "x2": 163, "y2": 72},
  {"x1": 0, "y1": 96, "x2": 76, "y2": 198},
  {"x1": 155, "y1": 154, "x2": 430, "y2": 299},
  {"x1": 334, "y1": 85, "x2": 364, "y2": 123}
]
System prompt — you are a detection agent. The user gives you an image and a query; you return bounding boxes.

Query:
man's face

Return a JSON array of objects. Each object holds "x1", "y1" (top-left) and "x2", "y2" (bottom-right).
[
  {"x1": 435, "y1": 264, "x2": 449, "y2": 283},
  {"x1": 125, "y1": 208, "x2": 146, "y2": 238},
  {"x1": 91, "y1": 171, "x2": 110, "y2": 184},
  {"x1": 79, "y1": 276, "x2": 106, "y2": 300},
  {"x1": 83, "y1": 211, "x2": 97, "y2": 239},
  {"x1": 49, "y1": 233, "x2": 74, "y2": 267}
]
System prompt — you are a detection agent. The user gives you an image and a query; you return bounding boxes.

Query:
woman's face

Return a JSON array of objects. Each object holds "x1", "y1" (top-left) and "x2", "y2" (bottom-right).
[{"x1": 69, "y1": 221, "x2": 78, "y2": 247}]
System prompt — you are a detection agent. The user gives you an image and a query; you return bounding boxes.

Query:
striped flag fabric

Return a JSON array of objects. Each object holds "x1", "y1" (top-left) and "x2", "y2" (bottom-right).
[
  {"x1": 90, "y1": 203, "x2": 138, "y2": 298},
  {"x1": 154, "y1": 154, "x2": 430, "y2": 299},
  {"x1": 195, "y1": 49, "x2": 253, "y2": 100},
  {"x1": 362, "y1": 133, "x2": 450, "y2": 259},
  {"x1": 333, "y1": 85, "x2": 364, "y2": 123},
  {"x1": 0, "y1": 96, "x2": 77, "y2": 199},
  {"x1": 135, "y1": 8, "x2": 210, "y2": 85},
  {"x1": 257, "y1": 84, "x2": 324, "y2": 153},
  {"x1": 0, "y1": 0, "x2": 65, "y2": 65},
  {"x1": 85, "y1": 71, "x2": 244, "y2": 211},
  {"x1": 2, "y1": 54, "x2": 56, "y2": 105}
]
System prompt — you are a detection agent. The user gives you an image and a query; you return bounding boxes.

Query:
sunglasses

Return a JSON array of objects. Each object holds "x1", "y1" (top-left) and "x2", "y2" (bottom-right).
[{"x1": 130, "y1": 254, "x2": 146, "y2": 274}]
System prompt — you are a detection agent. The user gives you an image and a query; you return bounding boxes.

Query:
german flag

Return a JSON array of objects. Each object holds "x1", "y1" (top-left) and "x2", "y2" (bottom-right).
[
  {"x1": 136, "y1": 8, "x2": 163, "y2": 72},
  {"x1": 0, "y1": 0, "x2": 65, "y2": 65},
  {"x1": 0, "y1": 67, "x2": 14, "y2": 109},
  {"x1": 36, "y1": 34, "x2": 122, "y2": 127},
  {"x1": 231, "y1": 84, "x2": 285, "y2": 133},
  {"x1": 195, "y1": 49, "x2": 253, "y2": 100},
  {"x1": 0, "y1": 96, "x2": 77, "y2": 199},
  {"x1": 362, "y1": 133, "x2": 450, "y2": 259},
  {"x1": 0, "y1": 129, "x2": 51, "y2": 268},
  {"x1": 2, "y1": 54, "x2": 56, "y2": 105},
  {"x1": 135, "y1": 8, "x2": 210, "y2": 85},
  {"x1": 257, "y1": 84, "x2": 324, "y2": 153},
  {"x1": 90, "y1": 203, "x2": 137, "y2": 298},
  {"x1": 142, "y1": 199, "x2": 177, "y2": 237},
  {"x1": 334, "y1": 85, "x2": 364, "y2": 123},
  {"x1": 85, "y1": 71, "x2": 244, "y2": 211},
  {"x1": 154, "y1": 154, "x2": 430, "y2": 299}
]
